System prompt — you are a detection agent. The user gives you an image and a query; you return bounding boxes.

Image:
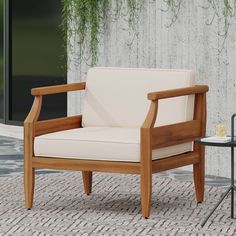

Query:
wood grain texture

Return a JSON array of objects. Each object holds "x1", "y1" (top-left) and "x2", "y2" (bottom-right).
[
  {"x1": 152, "y1": 152, "x2": 200, "y2": 173},
  {"x1": 24, "y1": 89, "x2": 86, "y2": 210},
  {"x1": 32, "y1": 157, "x2": 141, "y2": 174},
  {"x1": 24, "y1": 34, "x2": 209, "y2": 218},
  {"x1": 35, "y1": 115, "x2": 82, "y2": 136},
  {"x1": 193, "y1": 93, "x2": 207, "y2": 203},
  {"x1": 24, "y1": 96, "x2": 42, "y2": 209},
  {"x1": 82, "y1": 171, "x2": 92, "y2": 195},
  {"x1": 152, "y1": 120, "x2": 201, "y2": 149},
  {"x1": 25, "y1": 77, "x2": 208, "y2": 219},
  {"x1": 31, "y1": 82, "x2": 86, "y2": 96},
  {"x1": 148, "y1": 85, "x2": 209, "y2": 101},
  {"x1": 24, "y1": 96, "x2": 42, "y2": 125},
  {"x1": 140, "y1": 128, "x2": 152, "y2": 218},
  {"x1": 140, "y1": 98, "x2": 158, "y2": 218},
  {"x1": 142, "y1": 101, "x2": 158, "y2": 129}
]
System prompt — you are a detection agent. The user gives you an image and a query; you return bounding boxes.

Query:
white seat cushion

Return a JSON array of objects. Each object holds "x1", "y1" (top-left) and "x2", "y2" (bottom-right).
[
  {"x1": 34, "y1": 127, "x2": 193, "y2": 162},
  {"x1": 82, "y1": 67, "x2": 195, "y2": 128}
]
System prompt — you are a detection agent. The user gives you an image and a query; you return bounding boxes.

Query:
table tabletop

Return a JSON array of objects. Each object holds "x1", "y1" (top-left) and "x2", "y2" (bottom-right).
[{"x1": 196, "y1": 136, "x2": 236, "y2": 147}]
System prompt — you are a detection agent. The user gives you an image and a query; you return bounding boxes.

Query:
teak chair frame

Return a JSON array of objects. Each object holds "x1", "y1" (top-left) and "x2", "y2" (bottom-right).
[{"x1": 24, "y1": 82, "x2": 209, "y2": 218}]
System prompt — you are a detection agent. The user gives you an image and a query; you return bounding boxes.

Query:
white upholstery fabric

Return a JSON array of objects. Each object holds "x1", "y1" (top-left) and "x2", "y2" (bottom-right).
[
  {"x1": 82, "y1": 67, "x2": 195, "y2": 128},
  {"x1": 34, "y1": 127, "x2": 193, "y2": 162},
  {"x1": 35, "y1": 68, "x2": 195, "y2": 162}
]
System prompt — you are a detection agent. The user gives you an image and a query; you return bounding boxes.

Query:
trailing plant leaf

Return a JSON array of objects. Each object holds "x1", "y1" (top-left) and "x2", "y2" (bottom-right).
[
  {"x1": 127, "y1": 0, "x2": 144, "y2": 29},
  {"x1": 62, "y1": 0, "x2": 144, "y2": 66},
  {"x1": 204, "y1": 0, "x2": 236, "y2": 52},
  {"x1": 162, "y1": 0, "x2": 183, "y2": 27},
  {"x1": 62, "y1": 0, "x2": 236, "y2": 64}
]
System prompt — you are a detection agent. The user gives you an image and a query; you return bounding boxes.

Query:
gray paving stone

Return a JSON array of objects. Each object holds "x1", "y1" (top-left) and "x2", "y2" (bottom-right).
[{"x1": 0, "y1": 172, "x2": 235, "y2": 235}]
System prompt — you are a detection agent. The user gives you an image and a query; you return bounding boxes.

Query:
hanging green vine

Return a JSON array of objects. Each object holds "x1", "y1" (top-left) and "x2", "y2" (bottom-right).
[
  {"x1": 62, "y1": 0, "x2": 143, "y2": 66},
  {"x1": 162, "y1": 0, "x2": 183, "y2": 27},
  {"x1": 205, "y1": 0, "x2": 236, "y2": 52},
  {"x1": 162, "y1": 0, "x2": 236, "y2": 53},
  {"x1": 62, "y1": 0, "x2": 236, "y2": 65}
]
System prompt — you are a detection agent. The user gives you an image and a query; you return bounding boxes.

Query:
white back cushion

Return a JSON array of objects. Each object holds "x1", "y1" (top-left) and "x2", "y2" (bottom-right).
[{"x1": 82, "y1": 67, "x2": 195, "y2": 128}]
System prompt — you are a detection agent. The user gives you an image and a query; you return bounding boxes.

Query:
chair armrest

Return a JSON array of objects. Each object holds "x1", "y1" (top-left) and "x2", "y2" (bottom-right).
[
  {"x1": 31, "y1": 82, "x2": 86, "y2": 96},
  {"x1": 24, "y1": 96, "x2": 42, "y2": 125},
  {"x1": 148, "y1": 85, "x2": 209, "y2": 101},
  {"x1": 25, "y1": 82, "x2": 86, "y2": 129},
  {"x1": 142, "y1": 85, "x2": 209, "y2": 129},
  {"x1": 24, "y1": 97, "x2": 82, "y2": 137}
]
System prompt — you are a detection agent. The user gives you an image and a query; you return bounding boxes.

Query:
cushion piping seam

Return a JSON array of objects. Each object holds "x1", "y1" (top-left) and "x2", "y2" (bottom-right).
[{"x1": 35, "y1": 138, "x2": 140, "y2": 145}]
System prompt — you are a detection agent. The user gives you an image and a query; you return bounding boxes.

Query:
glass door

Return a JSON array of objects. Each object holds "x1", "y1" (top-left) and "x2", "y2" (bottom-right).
[
  {"x1": 6, "y1": 0, "x2": 67, "y2": 124},
  {"x1": 0, "y1": 0, "x2": 3, "y2": 121}
]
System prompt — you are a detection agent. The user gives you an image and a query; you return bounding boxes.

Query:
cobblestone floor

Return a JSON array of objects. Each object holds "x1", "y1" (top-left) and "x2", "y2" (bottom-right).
[
  {"x1": 0, "y1": 136, "x2": 62, "y2": 176},
  {"x1": 0, "y1": 172, "x2": 235, "y2": 235}
]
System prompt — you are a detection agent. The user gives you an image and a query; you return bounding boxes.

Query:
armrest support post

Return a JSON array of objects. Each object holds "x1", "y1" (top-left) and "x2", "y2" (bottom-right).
[
  {"x1": 24, "y1": 95, "x2": 42, "y2": 162},
  {"x1": 194, "y1": 93, "x2": 207, "y2": 136},
  {"x1": 142, "y1": 101, "x2": 158, "y2": 129},
  {"x1": 24, "y1": 95, "x2": 42, "y2": 126},
  {"x1": 231, "y1": 113, "x2": 236, "y2": 141},
  {"x1": 193, "y1": 92, "x2": 207, "y2": 203}
]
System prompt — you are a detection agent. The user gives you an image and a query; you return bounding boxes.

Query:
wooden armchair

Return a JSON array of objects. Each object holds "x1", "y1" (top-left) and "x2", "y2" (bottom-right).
[{"x1": 24, "y1": 67, "x2": 209, "y2": 218}]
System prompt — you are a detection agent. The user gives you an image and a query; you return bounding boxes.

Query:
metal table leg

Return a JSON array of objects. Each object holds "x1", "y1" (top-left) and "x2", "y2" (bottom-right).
[
  {"x1": 200, "y1": 114, "x2": 236, "y2": 227},
  {"x1": 231, "y1": 146, "x2": 234, "y2": 219},
  {"x1": 201, "y1": 146, "x2": 235, "y2": 227},
  {"x1": 201, "y1": 186, "x2": 232, "y2": 227}
]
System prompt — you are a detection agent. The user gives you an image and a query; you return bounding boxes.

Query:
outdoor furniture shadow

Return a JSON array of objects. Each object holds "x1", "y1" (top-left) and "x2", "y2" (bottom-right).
[{"x1": 24, "y1": 67, "x2": 209, "y2": 218}]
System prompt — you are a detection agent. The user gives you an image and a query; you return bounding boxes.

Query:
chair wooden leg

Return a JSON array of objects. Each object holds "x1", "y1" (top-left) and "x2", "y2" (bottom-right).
[
  {"x1": 24, "y1": 166, "x2": 35, "y2": 209},
  {"x1": 140, "y1": 126, "x2": 153, "y2": 219},
  {"x1": 193, "y1": 149, "x2": 205, "y2": 203},
  {"x1": 82, "y1": 171, "x2": 92, "y2": 195},
  {"x1": 141, "y1": 171, "x2": 152, "y2": 218}
]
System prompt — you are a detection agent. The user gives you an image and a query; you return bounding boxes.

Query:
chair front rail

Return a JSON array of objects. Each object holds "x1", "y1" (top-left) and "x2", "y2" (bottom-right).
[
  {"x1": 32, "y1": 157, "x2": 141, "y2": 174},
  {"x1": 32, "y1": 151, "x2": 200, "y2": 175}
]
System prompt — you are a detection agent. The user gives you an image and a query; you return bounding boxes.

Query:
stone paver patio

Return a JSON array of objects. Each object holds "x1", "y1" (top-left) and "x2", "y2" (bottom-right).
[{"x1": 0, "y1": 172, "x2": 235, "y2": 235}]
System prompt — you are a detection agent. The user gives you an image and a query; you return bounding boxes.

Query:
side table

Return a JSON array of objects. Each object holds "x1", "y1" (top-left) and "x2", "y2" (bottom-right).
[{"x1": 196, "y1": 114, "x2": 236, "y2": 227}]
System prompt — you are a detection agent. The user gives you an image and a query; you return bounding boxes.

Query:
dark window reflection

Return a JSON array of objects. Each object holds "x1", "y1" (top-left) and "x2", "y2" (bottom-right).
[
  {"x1": 0, "y1": 0, "x2": 3, "y2": 119},
  {"x1": 10, "y1": 0, "x2": 67, "y2": 122}
]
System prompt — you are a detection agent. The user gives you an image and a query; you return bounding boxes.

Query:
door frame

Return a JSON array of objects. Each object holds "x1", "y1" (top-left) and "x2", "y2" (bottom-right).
[
  {"x1": 2, "y1": 0, "x2": 67, "y2": 126},
  {"x1": 3, "y1": 0, "x2": 21, "y2": 125}
]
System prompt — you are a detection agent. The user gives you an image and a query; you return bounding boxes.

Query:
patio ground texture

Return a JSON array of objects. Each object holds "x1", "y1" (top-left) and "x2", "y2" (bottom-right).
[{"x1": 0, "y1": 135, "x2": 235, "y2": 235}]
